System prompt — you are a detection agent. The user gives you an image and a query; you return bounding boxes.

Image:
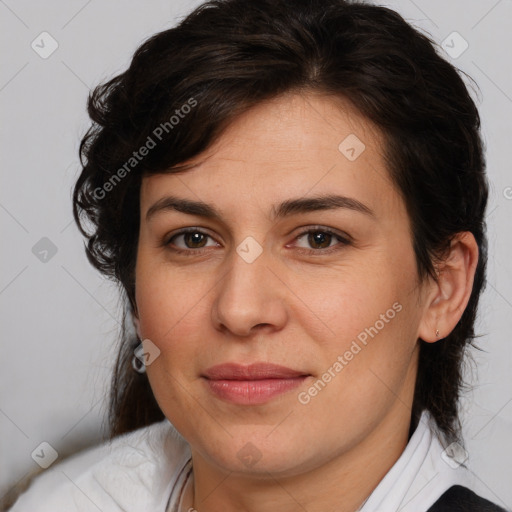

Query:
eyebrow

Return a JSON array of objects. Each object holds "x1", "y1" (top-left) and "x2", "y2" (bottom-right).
[{"x1": 145, "y1": 194, "x2": 375, "y2": 222}]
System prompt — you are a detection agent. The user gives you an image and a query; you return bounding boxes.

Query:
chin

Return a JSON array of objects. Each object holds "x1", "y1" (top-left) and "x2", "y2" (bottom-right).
[{"x1": 193, "y1": 428, "x2": 323, "y2": 478}]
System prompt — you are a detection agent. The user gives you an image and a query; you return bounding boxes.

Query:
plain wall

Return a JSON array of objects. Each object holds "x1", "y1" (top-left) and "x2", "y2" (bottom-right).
[{"x1": 1, "y1": 0, "x2": 511, "y2": 508}]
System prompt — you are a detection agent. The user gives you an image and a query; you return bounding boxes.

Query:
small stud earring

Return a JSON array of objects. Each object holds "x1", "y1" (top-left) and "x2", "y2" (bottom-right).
[
  {"x1": 435, "y1": 329, "x2": 440, "y2": 338},
  {"x1": 132, "y1": 341, "x2": 147, "y2": 374}
]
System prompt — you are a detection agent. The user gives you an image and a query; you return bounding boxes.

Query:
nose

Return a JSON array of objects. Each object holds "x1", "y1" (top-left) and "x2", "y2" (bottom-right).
[{"x1": 211, "y1": 244, "x2": 288, "y2": 338}]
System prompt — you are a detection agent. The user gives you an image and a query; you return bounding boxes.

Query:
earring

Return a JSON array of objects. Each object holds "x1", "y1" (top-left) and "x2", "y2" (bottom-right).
[
  {"x1": 435, "y1": 329, "x2": 440, "y2": 338},
  {"x1": 132, "y1": 342, "x2": 146, "y2": 374}
]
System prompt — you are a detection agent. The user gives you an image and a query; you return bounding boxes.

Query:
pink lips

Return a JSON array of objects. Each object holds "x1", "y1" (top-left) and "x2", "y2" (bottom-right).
[{"x1": 202, "y1": 362, "x2": 310, "y2": 405}]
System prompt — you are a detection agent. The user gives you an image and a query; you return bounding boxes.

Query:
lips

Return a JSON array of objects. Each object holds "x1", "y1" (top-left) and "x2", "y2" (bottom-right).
[
  {"x1": 202, "y1": 362, "x2": 310, "y2": 405},
  {"x1": 203, "y1": 362, "x2": 307, "y2": 380}
]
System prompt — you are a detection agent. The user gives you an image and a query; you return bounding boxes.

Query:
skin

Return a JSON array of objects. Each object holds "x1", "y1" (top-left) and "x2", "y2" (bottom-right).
[{"x1": 134, "y1": 92, "x2": 478, "y2": 512}]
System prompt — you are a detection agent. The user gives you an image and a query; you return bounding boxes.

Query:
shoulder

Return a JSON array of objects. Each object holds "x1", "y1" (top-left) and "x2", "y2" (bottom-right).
[
  {"x1": 8, "y1": 419, "x2": 191, "y2": 512},
  {"x1": 427, "y1": 485, "x2": 509, "y2": 512}
]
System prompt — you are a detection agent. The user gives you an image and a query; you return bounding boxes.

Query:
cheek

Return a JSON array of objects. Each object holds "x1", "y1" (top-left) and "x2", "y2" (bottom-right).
[
  {"x1": 296, "y1": 252, "x2": 419, "y2": 398},
  {"x1": 134, "y1": 257, "x2": 219, "y2": 393},
  {"x1": 134, "y1": 263, "x2": 210, "y2": 421},
  {"x1": 291, "y1": 258, "x2": 404, "y2": 346},
  {"x1": 135, "y1": 255, "x2": 207, "y2": 339},
  {"x1": 295, "y1": 299, "x2": 418, "y2": 444}
]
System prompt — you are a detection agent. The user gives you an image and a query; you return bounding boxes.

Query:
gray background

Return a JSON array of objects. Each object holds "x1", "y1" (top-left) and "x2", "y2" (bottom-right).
[{"x1": 1, "y1": 0, "x2": 511, "y2": 508}]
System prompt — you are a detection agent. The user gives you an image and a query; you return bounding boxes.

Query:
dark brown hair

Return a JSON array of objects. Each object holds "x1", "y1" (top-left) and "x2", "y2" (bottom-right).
[{"x1": 73, "y1": 0, "x2": 488, "y2": 443}]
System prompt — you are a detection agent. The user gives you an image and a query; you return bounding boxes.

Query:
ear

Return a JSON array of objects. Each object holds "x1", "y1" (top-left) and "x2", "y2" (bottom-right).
[
  {"x1": 417, "y1": 232, "x2": 479, "y2": 343},
  {"x1": 132, "y1": 307, "x2": 142, "y2": 339}
]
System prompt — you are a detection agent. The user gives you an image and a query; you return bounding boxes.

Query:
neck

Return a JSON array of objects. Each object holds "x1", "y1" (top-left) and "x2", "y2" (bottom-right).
[{"x1": 187, "y1": 404, "x2": 412, "y2": 512}]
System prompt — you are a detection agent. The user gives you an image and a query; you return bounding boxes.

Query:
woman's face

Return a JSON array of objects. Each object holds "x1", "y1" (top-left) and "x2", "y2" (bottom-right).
[{"x1": 135, "y1": 92, "x2": 431, "y2": 477}]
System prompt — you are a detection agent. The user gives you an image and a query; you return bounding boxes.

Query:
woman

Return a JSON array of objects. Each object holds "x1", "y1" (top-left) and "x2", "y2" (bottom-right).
[{"x1": 8, "y1": 0, "x2": 509, "y2": 510}]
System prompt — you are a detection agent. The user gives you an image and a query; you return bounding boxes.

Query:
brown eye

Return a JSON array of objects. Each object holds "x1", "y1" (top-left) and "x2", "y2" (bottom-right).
[
  {"x1": 293, "y1": 227, "x2": 351, "y2": 254},
  {"x1": 307, "y1": 231, "x2": 333, "y2": 249},
  {"x1": 180, "y1": 231, "x2": 208, "y2": 249},
  {"x1": 165, "y1": 228, "x2": 218, "y2": 254}
]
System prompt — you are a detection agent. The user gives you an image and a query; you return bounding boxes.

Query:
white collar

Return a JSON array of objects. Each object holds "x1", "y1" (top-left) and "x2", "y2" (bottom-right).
[
  {"x1": 360, "y1": 411, "x2": 474, "y2": 512},
  {"x1": 9, "y1": 412, "x2": 481, "y2": 512}
]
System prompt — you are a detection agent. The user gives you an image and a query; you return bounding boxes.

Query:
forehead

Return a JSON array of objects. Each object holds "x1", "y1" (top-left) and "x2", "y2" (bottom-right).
[{"x1": 140, "y1": 92, "x2": 403, "y2": 223}]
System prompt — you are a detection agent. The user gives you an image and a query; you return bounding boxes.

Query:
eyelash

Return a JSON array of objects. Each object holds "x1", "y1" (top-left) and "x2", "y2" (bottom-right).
[{"x1": 163, "y1": 226, "x2": 351, "y2": 257}]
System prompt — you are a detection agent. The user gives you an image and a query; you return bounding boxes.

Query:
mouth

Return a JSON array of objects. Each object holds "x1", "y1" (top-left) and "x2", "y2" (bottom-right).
[{"x1": 201, "y1": 362, "x2": 311, "y2": 405}]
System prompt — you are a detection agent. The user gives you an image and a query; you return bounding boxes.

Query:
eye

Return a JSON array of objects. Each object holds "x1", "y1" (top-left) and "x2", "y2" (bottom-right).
[
  {"x1": 291, "y1": 227, "x2": 351, "y2": 255},
  {"x1": 163, "y1": 226, "x2": 351, "y2": 257},
  {"x1": 164, "y1": 228, "x2": 219, "y2": 255}
]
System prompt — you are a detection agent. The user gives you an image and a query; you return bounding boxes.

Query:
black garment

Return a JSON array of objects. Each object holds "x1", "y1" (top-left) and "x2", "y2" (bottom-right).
[{"x1": 427, "y1": 485, "x2": 508, "y2": 512}]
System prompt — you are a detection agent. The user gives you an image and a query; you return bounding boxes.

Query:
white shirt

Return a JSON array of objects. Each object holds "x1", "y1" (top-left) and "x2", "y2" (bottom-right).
[{"x1": 9, "y1": 412, "x2": 496, "y2": 512}]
